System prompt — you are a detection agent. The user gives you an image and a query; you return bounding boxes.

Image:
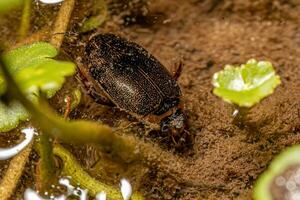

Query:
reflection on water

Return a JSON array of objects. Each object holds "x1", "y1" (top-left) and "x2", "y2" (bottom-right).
[
  {"x1": 24, "y1": 177, "x2": 133, "y2": 200},
  {"x1": 0, "y1": 127, "x2": 36, "y2": 160}
]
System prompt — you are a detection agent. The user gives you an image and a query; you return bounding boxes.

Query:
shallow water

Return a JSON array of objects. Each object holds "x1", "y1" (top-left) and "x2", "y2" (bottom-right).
[{"x1": 1, "y1": 0, "x2": 300, "y2": 200}]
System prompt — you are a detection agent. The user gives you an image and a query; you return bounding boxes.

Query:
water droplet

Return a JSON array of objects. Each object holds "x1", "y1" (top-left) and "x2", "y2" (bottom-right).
[
  {"x1": 275, "y1": 176, "x2": 286, "y2": 186},
  {"x1": 287, "y1": 180, "x2": 297, "y2": 191},
  {"x1": 120, "y1": 179, "x2": 132, "y2": 200},
  {"x1": 232, "y1": 109, "x2": 239, "y2": 117},
  {"x1": 96, "y1": 192, "x2": 106, "y2": 200}
]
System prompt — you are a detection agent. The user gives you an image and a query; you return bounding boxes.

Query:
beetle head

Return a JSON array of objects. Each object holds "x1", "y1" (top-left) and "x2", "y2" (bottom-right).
[{"x1": 160, "y1": 109, "x2": 186, "y2": 136}]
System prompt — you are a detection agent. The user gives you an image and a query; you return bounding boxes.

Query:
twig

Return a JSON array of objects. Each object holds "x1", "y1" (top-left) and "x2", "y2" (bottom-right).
[
  {"x1": 50, "y1": 0, "x2": 75, "y2": 49},
  {"x1": 0, "y1": 142, "x2": 33, "y2": 200},
  {"x1": 18, "y1": 0, "x2": 31, "y2": 40}
]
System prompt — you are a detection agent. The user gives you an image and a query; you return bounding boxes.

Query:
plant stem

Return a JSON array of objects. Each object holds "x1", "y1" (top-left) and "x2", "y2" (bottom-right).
[
  {"x1": 0, "y1": 141, "x2": 33, "y2": 200},
  {"x1": 50, "y1": 0, "x2": 75, "y2": 49},
  {"x1": 53, "y1": 145, "x2": 144, "y2": 200},
  {"x1": 35, "y1": 0, "x2": 76, "y2": 190},
  {"x1": 36, "y1": 133, "x2": 56, "y2": 191},
  {"x1": 0, "y1": 0, "x2": 75, "y2": 196},
  {"x1": 18, "y1": 0, "x2": 31, "y2": 40},
  {"x1": 232, "y1": 105, "x2": 249, "y2": 129}
]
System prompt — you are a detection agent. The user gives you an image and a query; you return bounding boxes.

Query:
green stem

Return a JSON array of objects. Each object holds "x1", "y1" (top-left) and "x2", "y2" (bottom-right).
[
  {"x1": 34, "y1": 0, "x2": 76, "y2": 190},
  {"x1": 53, "y1": 145, "x2": 144, "y2": 200},
  {"x1": 36, "y1": 133, "x2": 56, "y2": 191},
  {"x1": 18, "y1": 0, "x2": 31, "y2": 40}
]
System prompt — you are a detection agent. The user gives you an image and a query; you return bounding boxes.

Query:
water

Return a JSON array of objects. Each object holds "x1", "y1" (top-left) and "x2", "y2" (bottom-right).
[
  {"x1": 24, "y1": 177, "x2": 133, "y2": 200},
  {"x1": 0, "y1": 127, "x2": 36, "y2": 160}
]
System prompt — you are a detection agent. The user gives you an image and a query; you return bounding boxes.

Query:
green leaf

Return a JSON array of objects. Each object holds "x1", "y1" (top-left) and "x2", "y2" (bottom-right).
[
  {"x1": 0, "y1": 101, "x2": 28, "y2": 132},
  {"x1": 0, "y1": 42, "x2": 76, "y2": 132},
  {"x1": 253, "y1": 145, "x2": 300, "y2": 200},
  {"x1": 3, "y1": 42, "x2": 57, "y2": 74},
  {"x1": 0, "y1": 0, "x2": 24, "y2": 13},
  {"x1": 212, "y1": 59, "x2": 281, "y2": 107},
  {"x1": 15, "y1": 59, "x2": 75, "y2": 99}
]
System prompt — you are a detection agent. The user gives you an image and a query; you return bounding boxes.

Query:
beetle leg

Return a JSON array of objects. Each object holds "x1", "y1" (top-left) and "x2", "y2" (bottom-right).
[
  {"x1": 76, "y1": 60, "x2": 113, "y2": 106},
  {"x1": 171, "y1": 135, "x2": 179, "y2": 146},
  {"x1": 116, "y1": 121, "x2": 141, "y2": 132},
  {"x1": 171, "y1": 59, "x2": 183, "y2": 81},
  {"x1": 89, "y1": 89, "x2": 113, "y2": 106}
]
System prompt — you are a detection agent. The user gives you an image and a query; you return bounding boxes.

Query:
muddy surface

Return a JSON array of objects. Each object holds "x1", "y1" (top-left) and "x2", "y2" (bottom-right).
[{"x1": 1, "y1": 0, "x2": 300, "y2": 199}]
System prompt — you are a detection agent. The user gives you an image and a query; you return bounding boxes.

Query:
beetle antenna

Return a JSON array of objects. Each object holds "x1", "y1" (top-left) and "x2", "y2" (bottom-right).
[{"x1": 52, "y1": 31, "x2": 79, "y2": 37}]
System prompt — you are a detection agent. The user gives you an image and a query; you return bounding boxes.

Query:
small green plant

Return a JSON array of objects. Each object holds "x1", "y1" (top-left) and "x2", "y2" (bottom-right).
[
  {"x1": 212, "y1": 59, "x2": 281, "y2": 107},
  {"x1": 0, "y1": 50, "x2": 145, "y2": 199},
  {"x1": 253, "y1": 145, "x2": 300, "y2": 200},
  {"x1": 54, "y1": 145, "x2": 144, "y2": 200},
  {"x1": 0, "y1": 42, "x2": 75, "y2": 132},
  {"x1": 212, "y1": 59, "x2": 281, "y2": 127},
  {"x1": 80, "y1": 0, "x2": 107, "y2": 33}
]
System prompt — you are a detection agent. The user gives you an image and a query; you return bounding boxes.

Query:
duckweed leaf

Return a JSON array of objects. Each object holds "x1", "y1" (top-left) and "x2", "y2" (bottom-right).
[
  {"x1": 0, "y1": 42, "x2": 76, "y2": 132},
  {"x1": 253, "y1": 145, "x2": 300, "y2": 200},
  {"x1": 212, "y1": 59, "x2": 281, "y2": 107}
]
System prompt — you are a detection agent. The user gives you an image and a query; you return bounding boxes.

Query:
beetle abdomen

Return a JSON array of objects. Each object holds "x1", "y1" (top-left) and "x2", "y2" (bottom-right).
[{"x1": 85, "y1": 34, "x2": 181, "y2": 115}]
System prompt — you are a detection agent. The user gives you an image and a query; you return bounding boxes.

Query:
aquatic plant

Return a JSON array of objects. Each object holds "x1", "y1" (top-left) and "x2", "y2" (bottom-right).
[
  {"x1": 25, "y1": 177, "x2": 135, "y2": 200},
  {"x1": 53, "y1": 145, "x2": 143, "y2": 200},
  {"x1": 0, "y1": 42, "x2": 75, "y2": 132},
  {"x1": 0, "y1": 44, "x2": 145, "y2": 199},
  {"x1": 253, "y1": 145, "x2": 300, "y2": 200},
  {"x1": 212, "y1": 59, "x2": 281, "y2": 107},
  {"x1": 212, "y1": 59, "x2": 281, "y2": 127}
]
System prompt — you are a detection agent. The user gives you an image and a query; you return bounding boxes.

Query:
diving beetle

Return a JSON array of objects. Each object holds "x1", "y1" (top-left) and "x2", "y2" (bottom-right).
[{"x1": 78, "y1": 33, "x2": 186, "y2": 141}]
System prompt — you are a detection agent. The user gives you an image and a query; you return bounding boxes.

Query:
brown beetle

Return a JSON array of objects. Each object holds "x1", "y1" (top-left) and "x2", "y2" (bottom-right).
[{"x1": 78, "y1": 33, "x2": 186, "y2": 141}]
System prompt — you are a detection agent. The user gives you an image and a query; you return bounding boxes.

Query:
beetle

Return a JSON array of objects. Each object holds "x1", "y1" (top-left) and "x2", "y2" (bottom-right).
[{"x1": 77, "y1": 33, "x2": 186, "y2": 142}]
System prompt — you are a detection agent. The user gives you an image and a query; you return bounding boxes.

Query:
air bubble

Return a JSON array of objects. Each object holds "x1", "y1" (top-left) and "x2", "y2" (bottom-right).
[
  {"x1": 275, "y1": 176, "x2": 286, "y2": 186},
  {"x1": 287, "y1": 180, "x2": 297, "y2": 191}
]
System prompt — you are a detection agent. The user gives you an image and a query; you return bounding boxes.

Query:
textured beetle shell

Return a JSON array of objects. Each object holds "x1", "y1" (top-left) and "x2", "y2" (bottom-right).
[{"x1": 84, "y1": 34, "x2": 181, "y2": 115}]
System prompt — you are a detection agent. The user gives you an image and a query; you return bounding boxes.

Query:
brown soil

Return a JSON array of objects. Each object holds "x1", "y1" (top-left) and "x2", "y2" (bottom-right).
[{"x1": 1, "y1": 0, "x2": 300, "y2": 199}]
